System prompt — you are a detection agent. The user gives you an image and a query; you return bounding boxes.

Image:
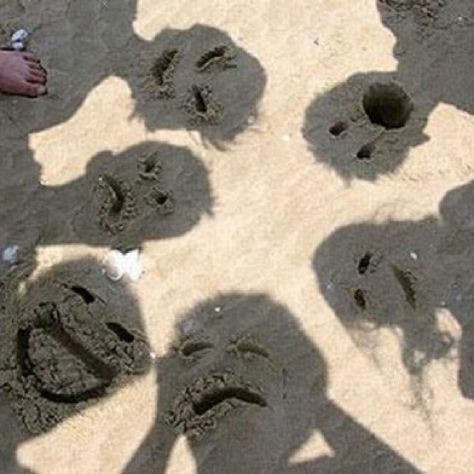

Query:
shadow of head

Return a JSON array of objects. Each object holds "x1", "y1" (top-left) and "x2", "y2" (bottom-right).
[
  {"x1": 0, "y1": 257, "x2": 151, "y2": 471},
  {"x1": 376, "y1": 0, "x2": 474, "y2": 115},
  {"x1": 156, "y1": 293, "x2": 327, "y2": 464},
  {"x1": 312, "y1": 217, "x2": 455, "y2": 383},
  {"x1": 68, "y1": 141, "x2": 213, "y2": 249},
  {"x1": 312, "y1": 177, "x2": 474, "y2": 401},
  {"x1": 438, "y1": 180, "x2": 474, "y2": 399},
  {"x1": 302, "y1": 71, "x2": 429, "y2": 181},
  {"x1": 126, "y1": 293, "x2": 422, "y2": 473},
  {"x1": 119, "y1": 24, "x2": 267, "y2": 148}
]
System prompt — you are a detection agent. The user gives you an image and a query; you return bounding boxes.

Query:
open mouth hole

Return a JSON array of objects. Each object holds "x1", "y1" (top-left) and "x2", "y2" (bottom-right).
[{"x1": 362, "y1": 82, "x2": 413, "y2": 129}]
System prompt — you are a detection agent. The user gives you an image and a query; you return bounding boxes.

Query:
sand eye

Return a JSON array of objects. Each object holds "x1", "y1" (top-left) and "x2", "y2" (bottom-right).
[
  {"x1": 106, "y1": 322, "x2": 135, "y2": 343},
  {"x1": 179, "y1": 340, "x2": 213, "y2": 358},
  {"x1": 70, "y1": 285, "x2": 95, "y2": 304},
  {"x1": 229, "y1": 337, "x2": 270, "y2": 360}
]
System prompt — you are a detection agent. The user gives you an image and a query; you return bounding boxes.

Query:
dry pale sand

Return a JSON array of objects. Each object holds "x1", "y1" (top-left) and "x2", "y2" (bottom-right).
[{"x1": 1, "y1": 0, "x2": 474, "y2": 472}]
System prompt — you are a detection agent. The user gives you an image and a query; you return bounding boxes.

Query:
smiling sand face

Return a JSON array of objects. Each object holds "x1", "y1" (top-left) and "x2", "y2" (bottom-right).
[{"x1": 0, "y1": 259, "x2": 150, "y2": 434}]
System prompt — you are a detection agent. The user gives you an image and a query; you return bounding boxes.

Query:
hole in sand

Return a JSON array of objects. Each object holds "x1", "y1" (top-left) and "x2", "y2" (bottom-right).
[
  {"x1": 192, "y1": 85, "x2": 208, "y2": 114},
  {"x1": 329, "y1": 121, "x2": 349, "y2": 137},
  {"x1": 144, "y1": 157, "x2": 158, "y2": 174},
  {"x1": 358, "y1": 253, "x2": 373, "y2": 275},
  {"x1": 192, "y1": 387, "x2": 267, "y2": 416},
  {"x1": 391, "y1": 265, "x2": 417, "y2": 309},
  {"x1": 356, "y1": 143, "x2": 375, "y2": 160},
  {"x1": 354, "y1": 289, "x2": 367, "y2": 310},
  {"x1": 362, "y1": 82, "x2": 413, "y2": 129},
  {"x1": 106, "y1": 322, "x2": 135, "y2": 343},
  {"x1": 155, "y1": 191, "x2": 170, "y2": 206},
  {"x1": 100, "y1": 175, "x2": 125, "y2": 216},
  {"x1": 151, "y1": 49, "x2": 179, "y2": 86},
  {"x1": 70, "y1": 286, "x2": 95, "y2": 304}
]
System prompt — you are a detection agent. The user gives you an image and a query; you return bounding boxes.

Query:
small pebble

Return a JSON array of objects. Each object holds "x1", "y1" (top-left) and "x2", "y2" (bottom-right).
[
  {"x1": 410, "y1": 252, "x2": 418, "y2": 261},
  {"x1": 215, "y1": 306, "x2": 221, "y2": 313}
]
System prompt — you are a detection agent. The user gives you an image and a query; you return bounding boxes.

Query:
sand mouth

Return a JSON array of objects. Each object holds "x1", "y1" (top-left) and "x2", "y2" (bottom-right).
[
  {"x1": 2, "y1": 278, "x2": 150, "y2": 434},
  {"x1": 362, "y1": 82, "x2": 413, "y2": 130},
  {"x1": 166, "y1": 371, "x2": 267, "y2": 439}
]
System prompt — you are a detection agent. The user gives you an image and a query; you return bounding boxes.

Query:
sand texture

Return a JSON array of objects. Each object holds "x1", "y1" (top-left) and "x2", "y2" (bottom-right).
[{"x1": 1, "y1": 0, "x2": 474, "y2": 473}]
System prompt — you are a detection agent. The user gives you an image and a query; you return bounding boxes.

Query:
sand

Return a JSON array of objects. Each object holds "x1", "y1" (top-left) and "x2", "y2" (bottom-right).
[{"x1": 1, "y1": 0, "x2": 474, "y2": 472}]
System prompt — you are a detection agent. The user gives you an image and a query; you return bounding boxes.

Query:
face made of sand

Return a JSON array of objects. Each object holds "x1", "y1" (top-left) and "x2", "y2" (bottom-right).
[
  {"x1": 39, "y1": 141, "x2": 213, "y2": 249},
  {"x1": 126, "y1": 293, "x2": 421, "y2": 473},
  {"x1": 121, "y1": 24, "x2": 266, "y2": 147},
  {"x1": 126, "y1": 294, "x2": 327, "y2": 472},
  {"x1": 313, "y1": 179, "x2": 474, "y2": 402},
  {"x1": 302, "y1": 73, "x2": 427, "y2": 181},
  {"x1": 166, "y1": 322, "x2": 281, "y2": 443},
  {"x1": 161, "y1": 294, "x2": 321, "y2": 458},
  {"x1": 303, "y1": 0, "x2": 474, "y2": 181},
  {"x1": 0, "y1": 258, "x2": 150, "y2": 435}
]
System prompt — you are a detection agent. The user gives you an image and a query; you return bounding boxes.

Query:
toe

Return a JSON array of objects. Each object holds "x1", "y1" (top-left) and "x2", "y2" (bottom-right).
[
  {"x1": 27, "y1": 70, "x2": 47, "y2": 85},
  {"x1": 18, "y1": 81, "x2": 46, "y2": 97},
  {"x1": 28, "y1": 64, "x2": 47, "y2": 79},
  {"x1": 29, "y1": 64, "x2": 47, "y2": 77},
  {"x1": 21, "y1": 51, "x2": 40, "y2": 63}
]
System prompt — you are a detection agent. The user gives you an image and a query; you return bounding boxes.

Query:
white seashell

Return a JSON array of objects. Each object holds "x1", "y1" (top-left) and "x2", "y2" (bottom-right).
[
  {"x1": 102, "y1": 249, "x2": 143, "y2": 282},
  {"x1": 123, "y1": 249, "x2": 143, "y2": 281},
  {"x1": 11, "y1": 29, "x2": 28, "y2": 43},
  {"x1": 2, "y1": 245, "x2": 19, "y2": 264},
  {"x1": 11, "y1": 41, "x2": 24, "y2": 51}
]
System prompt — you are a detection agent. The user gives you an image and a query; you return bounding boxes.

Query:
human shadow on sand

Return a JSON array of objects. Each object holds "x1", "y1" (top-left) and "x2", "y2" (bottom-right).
[
  {"x1": 0, "y1": 0, "x2": 266, "y2": 145},
  {"x1": 0, "y1": 1, "x2": 265, "y2": 466},
  {"x1": 302, "y1": 0, "x2": 474, "y2": 181},
  {"x1": 124, "y1": 293, "x2": 420, "y2": 473},
  {"x1": 0, "y1": 257, "x2": 151, "y2": 473},
  {"x1": 36, "y1": 141, "x2": 213, "y2": 250},
  {"x1": 0, "y1": 0, "x2": 264, "y2": 251},
  {"x1": 313, "y1": 179, "x2": 474, "y2": 402}
]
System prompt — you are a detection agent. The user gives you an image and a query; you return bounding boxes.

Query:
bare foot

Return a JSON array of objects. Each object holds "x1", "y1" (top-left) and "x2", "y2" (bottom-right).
[{"x1": 0, "y1": 50, "x2": 47, "y2": 97}]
